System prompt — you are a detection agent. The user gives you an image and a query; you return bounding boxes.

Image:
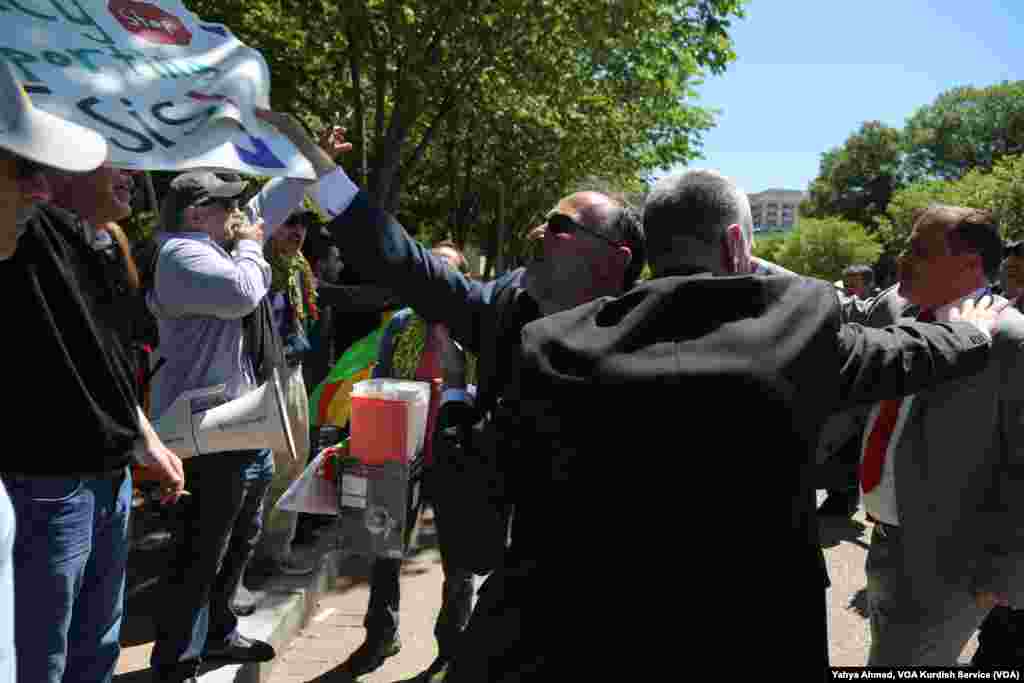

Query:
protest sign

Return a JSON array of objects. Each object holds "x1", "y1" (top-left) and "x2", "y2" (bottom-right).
[{"x1": 0, "y1": 0, "x2": 315, "y2": 179}]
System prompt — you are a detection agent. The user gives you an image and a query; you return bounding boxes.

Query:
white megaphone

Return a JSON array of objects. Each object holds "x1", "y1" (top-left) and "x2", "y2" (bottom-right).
[{"x1": 152, "y1": 367, "x2": 297, "y2": 460}]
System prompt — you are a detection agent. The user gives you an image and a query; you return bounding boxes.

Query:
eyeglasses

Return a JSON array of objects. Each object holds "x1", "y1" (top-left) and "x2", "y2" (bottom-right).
[{"x1": 545, "y1": 212, "x2": 625, "y2": 249}]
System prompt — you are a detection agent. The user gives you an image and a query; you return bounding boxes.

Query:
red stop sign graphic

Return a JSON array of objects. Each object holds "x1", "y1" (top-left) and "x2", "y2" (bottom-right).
[{"x1": 109, "y1": 0, "x2": 192, "y2": 46}]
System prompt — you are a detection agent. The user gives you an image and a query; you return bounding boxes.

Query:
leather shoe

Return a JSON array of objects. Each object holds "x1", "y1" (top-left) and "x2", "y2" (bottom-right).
[
  {"x1": 202, "y1": 633, "x2": 276, "y2": 663},
  {"x1": 344, "y1": 634, "x2": 401, "y2": 677}
]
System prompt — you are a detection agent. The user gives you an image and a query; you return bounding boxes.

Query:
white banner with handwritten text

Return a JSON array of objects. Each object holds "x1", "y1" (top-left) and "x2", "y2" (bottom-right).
[{"x1": 0, "y1": 0, "x2": 314, "y2": 179}]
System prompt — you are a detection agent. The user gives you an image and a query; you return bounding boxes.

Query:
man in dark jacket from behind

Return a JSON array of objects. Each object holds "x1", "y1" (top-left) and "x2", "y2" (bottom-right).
[
  {"x1": 474, "y1": 169, "x2": 1001, "y2": 681},
  {"x1": 314, "y1": 158, "x2": 998, "y2": 680}
]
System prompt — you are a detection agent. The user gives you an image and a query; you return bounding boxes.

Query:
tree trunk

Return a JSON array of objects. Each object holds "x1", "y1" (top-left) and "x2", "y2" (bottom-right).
[{"x1": 495, "y1": 180, "x2": 505, "y2": 275}]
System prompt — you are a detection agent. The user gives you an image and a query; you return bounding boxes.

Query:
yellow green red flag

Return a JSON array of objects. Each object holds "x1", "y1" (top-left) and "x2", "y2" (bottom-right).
[{"x1": 309, "y1": 312, "x2": 394, "y2": 427}]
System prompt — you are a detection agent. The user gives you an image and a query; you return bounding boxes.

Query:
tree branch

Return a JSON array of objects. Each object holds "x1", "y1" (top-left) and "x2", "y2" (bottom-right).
[
  {"x1": 344, "y1": 27, "x2": 367, "y2": 187},
  {"x1": 401, "y1": 92, "x2": 459, "y2": 180}
]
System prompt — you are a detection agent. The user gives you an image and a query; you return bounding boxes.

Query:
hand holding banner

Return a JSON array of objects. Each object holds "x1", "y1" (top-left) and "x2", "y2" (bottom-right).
[{"x1": 0, "y1": 0, "x2": 315, "y2": 179}]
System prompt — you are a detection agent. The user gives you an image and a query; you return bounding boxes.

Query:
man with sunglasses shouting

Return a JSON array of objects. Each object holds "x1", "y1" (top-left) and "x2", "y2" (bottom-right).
[
  {"x1": 306, "y1": 159, "x2": 643, "y2": 679},
  {"x1": 145, "y1": 114, "x2": 352, "y2": 683}
]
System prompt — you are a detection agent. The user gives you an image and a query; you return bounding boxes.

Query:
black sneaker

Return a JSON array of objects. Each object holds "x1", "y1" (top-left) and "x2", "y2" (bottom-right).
[
  {"x1": 202, "y1": 632, "x2": 276, "y2": 663},
  {"x1": 344, "y1": 634, "x2": 402, "y2": 677}
]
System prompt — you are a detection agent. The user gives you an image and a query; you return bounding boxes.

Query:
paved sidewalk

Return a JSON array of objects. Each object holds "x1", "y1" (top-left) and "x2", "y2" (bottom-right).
[
  {"x1": 266, "y1": 548, "x2": 454, "y2": 681},
  {"x1": 114, "y1": 507, "x2": 456, "y2": 683},
  {"x1": 820, "y1": 491, "x2": 979, "y2": 666},
  {"x1": 116, "y1": 493, "x2": 983, "y2": 682},
  {"x1": 114, "y1": 511, "x2": 348, "y2": 683},
  {"x1": 266, "y1": 510, "x2": 473, "y2": 682}
]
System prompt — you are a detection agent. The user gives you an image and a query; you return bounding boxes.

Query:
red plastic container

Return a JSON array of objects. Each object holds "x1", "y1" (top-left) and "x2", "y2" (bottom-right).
[{"x1": 350, "y1": 396, "x2": 414, "y2": 464}]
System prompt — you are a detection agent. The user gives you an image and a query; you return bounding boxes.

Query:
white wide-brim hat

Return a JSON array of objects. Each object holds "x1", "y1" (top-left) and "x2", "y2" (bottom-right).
[{"x1": 0, "y1": 59, "x2": 108, "y2": 173}]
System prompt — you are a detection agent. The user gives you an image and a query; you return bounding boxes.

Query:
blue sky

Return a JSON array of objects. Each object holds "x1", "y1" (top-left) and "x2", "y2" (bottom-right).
[{"x1": 674, "y1": 0, "x2": 1022, "y2": 195}]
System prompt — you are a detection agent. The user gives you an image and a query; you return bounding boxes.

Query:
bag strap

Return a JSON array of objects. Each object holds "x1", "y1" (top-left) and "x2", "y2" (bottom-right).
[
  {"x1": 243, "y1": 295, "x2": 287, "y2": 384},
  {"x1": 142, "y1": 356, "x2": 167, "y2": 388},
  {"x1": 137, "y1": 238, "x2": 162, "y2": 295},
  {"x1": 136, "y1": 240, "x2": 166, "y2": 390}
]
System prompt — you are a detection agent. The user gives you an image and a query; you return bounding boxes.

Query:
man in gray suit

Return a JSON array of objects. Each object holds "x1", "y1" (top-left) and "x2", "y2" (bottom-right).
[
  {"x1": 814, "y1": 283, "x2": 920, "y2": 517},
  {"x1": 860, "y1": 205, "x2": 1024, "y2": 666}
]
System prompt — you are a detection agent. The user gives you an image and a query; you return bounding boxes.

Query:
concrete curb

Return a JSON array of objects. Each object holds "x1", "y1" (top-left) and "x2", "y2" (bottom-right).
[{"x1": 197, "y1": 527, "x2": 345, "y2": 683}]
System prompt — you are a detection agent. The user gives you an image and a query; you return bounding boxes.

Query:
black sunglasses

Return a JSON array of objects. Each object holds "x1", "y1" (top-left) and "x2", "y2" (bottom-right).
[{"x1": 546, "y1": 212, "x2": 625, "y2": 248}]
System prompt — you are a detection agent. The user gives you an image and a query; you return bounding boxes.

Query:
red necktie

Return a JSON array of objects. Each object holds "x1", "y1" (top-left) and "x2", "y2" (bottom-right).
[
  {"x1": 860, "y1": 309, "x2": 935, "y2": 493},
  {"x1": 415, "y1": 323, "x2": 448, "y2": 466}
]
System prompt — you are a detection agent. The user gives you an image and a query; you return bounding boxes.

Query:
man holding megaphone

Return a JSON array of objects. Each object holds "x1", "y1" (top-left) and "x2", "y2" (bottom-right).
[{"x1": 144, "y1": 111, "x2": 351, "y2": 682}]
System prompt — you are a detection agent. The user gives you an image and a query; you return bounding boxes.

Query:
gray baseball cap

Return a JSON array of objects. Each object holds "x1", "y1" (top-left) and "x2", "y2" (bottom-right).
[
  {"x1": 160, "y1": 171, "x2": 248, "y2": 230},
  {"x1": 0, "y1": 59, "x2": 107, "y2": 173}
]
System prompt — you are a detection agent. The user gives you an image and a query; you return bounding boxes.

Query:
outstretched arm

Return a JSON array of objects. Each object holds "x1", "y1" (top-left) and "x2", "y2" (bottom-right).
[
  {"x1": 315, "y1": 178, "x2": 495, "y2": 353},
  {"x1": 836, "y1": 297, "x2": 997, "y2": 407},
  {"x1": 246, "y1": 112, "x2": 355, "y2": 240}
]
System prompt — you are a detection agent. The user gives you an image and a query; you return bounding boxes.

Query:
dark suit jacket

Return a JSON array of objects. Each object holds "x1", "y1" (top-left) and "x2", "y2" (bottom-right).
[
  {"x1": 327, "y1": 192, "x2": 535, "y2": 412},
  {"x1": 327, "y1": 194, "x2": 991, "y2": 679},
  {"x1": 494, "y1": 273, "x2": 989, "y2": 681}
]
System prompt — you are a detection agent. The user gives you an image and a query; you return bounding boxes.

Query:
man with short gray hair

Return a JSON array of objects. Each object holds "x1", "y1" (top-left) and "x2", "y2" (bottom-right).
[
  {"x1": 579, "y1": 168, "x2": 1001, "y2": 678},
  {"x1": 645, "y1": 168, "x2": 755, "y2": 276}
]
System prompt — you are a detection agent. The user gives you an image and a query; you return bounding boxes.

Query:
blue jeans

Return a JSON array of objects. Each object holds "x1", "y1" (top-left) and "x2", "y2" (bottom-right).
[
  {"x1": 150, "y1": 450, "x2": 273, "y2": 681},
  {"x1": 5, "y1": 469, "x2": 132, "y2": 683}
]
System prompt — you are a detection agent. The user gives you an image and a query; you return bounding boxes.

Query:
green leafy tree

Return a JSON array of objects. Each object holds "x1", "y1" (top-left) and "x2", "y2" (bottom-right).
[
  {"x1": 751, "y1": 231, "x2": 786, "y2": 265},
  {"x1": 903, "y1": 82, "x2": 1024, "y2": 182},
  {"x1": 801, "y1": 121, "x2": 905, "y2": 229},
  {"x1": 186, "y1": 0, "x2": 746, "y2": 250},
  {"x1": 878, "y1": 154, "x2": 1024, "y2": 257},
  {"x1": 769, "y1": 217, "x2": 883, "y2": 283}
]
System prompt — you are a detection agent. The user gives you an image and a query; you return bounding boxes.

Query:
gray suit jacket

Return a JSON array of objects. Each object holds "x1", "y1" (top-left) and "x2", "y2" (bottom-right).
[
  {"x1": 869, "y1": 292, "x2": 1024, "y2": 607},
  {"x1": 815, "y1": 285, "x2": 917, "y2": 468}
]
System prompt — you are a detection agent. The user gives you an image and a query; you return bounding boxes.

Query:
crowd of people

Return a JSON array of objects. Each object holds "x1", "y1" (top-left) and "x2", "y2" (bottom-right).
[{"x1": 1, "y1": 47, "x2": 1023, "y2": 683}]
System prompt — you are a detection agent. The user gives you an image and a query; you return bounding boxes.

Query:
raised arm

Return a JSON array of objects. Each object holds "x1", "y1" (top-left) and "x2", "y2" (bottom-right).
[
  {"x1": 246, "y1": 110, "x2": 351, "y2": 240},
  {"x1": 246, "y1": 177, "x2": 307, "y2": 241},
  {"x1": 153, "y1": 238, "x2": 270, "y2": 320},
  {"x1": 836, "y1": 308, "x2": 992, "y2": 408},
  {"x1": 319, "y1": 188, "x2": 494, "y2": 354}
]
